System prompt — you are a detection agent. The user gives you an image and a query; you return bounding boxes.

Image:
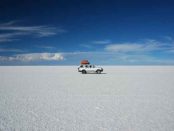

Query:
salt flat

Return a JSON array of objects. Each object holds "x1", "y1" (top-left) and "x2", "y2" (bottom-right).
[{"x1": 0, "y1": 66, "x2": 174, "y2": 131}]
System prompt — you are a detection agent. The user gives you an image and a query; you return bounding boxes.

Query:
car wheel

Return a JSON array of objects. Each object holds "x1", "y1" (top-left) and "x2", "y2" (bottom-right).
[
  {"x1": 96, "y1": 70, "x2": 101, "y2": 74},
  {"x1": 82, "y1": 70, "x2": 87, "y2": 74}
]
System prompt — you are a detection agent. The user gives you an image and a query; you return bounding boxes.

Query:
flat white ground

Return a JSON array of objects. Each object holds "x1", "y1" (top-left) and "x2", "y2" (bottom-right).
[{"x1": 0, "y1": 66, "x2": 174, "y2": 131}]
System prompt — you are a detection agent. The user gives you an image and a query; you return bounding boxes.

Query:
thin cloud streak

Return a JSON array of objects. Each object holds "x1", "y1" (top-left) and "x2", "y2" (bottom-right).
[
  {"x1": 105, "y1": 39, "x2": 174, "y2": 52},
  {"x1": 37, "y1": 45, "x2": 56, "y2": 50},
  {"x1": 92, "y1": 40, "x2": 111, "y2": 44},
  {"x1": 0, "y1": 32, "x2": 25, "y2": 43},
  {"x1": 0, "y1": 26, "x2": 66, "y2": 37},
  {"x1": 0, "y1": 21, "x2": 67, "y2": 43},
  {"x1": 80, "y1": 44, "x2": 93, "y2": 48},
  {"x1": 0, "y1": 48, "x2": 25, "y2": 52}
]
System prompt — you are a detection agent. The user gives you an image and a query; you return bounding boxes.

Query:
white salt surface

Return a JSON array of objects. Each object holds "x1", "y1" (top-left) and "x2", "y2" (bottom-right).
[{"x1": 0, "y1": 66, "x2": 174, "y2": 131}]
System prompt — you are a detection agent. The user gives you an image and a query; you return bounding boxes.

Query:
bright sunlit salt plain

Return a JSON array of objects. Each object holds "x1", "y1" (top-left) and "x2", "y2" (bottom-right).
[{"x1": 0, "y1": 66, "x2": 174, "y2": 131}]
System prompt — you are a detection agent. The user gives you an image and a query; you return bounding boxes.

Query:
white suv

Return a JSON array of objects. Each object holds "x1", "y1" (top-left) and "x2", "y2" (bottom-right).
[{"x1": 78, "y1": 64, "x2": 103, "y2": 74}]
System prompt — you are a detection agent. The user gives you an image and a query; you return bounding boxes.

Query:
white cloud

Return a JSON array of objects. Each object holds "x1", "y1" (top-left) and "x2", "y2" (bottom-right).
[
  {"x1": 0, "y1": 32, "x2": 24, "y2": 42},
  {"x1": 0, "y1": 21, "x2": 66, "y2": 43},
  {"x1": 0, "y1": 20, "x2": 19, "y2": 26},
  {"x1": 105, "y1": 39, "x2": 167, "y2": 52},
  {"x1": 105, "y1": 43, "x2": 143, "y2": 52},
  {"x1": 0, "y1": 48, "x2": 24, "y2": 52},
  {"x1": 36, "y1": 45, "x2": 56, "y2": 50},
  {"x1": 0, "y1": 53, "x2": 64, "y2": 62},
  {"x1": 166, "y1": 50, "x2": 174, "y2": 53},
  {"x1": 164, "y1": 36, "x2": 173, "y2": 41},
  {"x1": 92, "y1": 40, "x2": 111, "y2": 44},
  {"x1": 80, "y1": 44, "x2": 93, "y2": 48},
  {"x1": 80, "y1": 39, "x2": 112, "y2": 49}
]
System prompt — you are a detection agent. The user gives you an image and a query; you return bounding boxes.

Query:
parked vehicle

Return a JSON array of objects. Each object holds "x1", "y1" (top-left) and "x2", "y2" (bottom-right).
[{"x1": 78, "y1": 64, "x2": 103, "y2": 74}]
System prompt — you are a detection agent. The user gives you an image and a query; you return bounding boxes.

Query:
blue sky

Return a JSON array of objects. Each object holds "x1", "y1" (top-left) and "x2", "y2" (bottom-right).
[{"x1": 0, "y1": 0, "x2": 174, "y2": 65}]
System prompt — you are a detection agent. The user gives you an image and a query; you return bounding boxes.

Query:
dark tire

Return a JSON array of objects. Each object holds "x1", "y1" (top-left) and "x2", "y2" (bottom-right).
[
  {"x1": 96, "y1": 70, "x2": 101, "y2": 74},
  {"x1": 82, "y1": 70, "x2": 87, "y2": 74}
]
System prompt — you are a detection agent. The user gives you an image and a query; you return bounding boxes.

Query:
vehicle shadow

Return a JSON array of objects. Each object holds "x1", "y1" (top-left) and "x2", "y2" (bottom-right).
[{"x1": 81, "y1": 73, "x2": 107, "y2": 75}]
